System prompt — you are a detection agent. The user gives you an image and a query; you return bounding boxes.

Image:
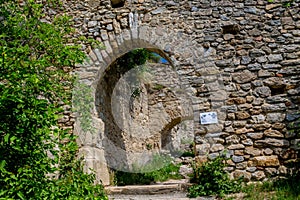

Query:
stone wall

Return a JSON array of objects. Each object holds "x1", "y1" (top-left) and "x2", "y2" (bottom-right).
[{"x1": 48, "y1": 0, "x2": 300, "y2": 185}]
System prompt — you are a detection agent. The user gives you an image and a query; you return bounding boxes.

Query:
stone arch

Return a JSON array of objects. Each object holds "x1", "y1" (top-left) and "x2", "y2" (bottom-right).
[
  {"x1": 94, "y1": 46, "x2": 193, "y2": 172},
  {"x1": 76, "y1": 23, "x2": 220, "y2": 184}
]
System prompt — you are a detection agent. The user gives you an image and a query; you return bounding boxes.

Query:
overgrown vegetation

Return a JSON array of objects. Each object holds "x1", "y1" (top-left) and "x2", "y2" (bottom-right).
[
  {"x1": 188, "y1": 156, "x2": 241, "y2": 198},
  {"x1": 72, "y1": 79, "x2": 95, "y2": 133},
  {"x1": 116, "y1": 48, "x2": 160, "y2": 72},
  {"x1": 0, "y1": 0, "x2": 107, "y2": 199},
  {"x1": 113, "y1": 154, "x2": 182, "y2": 186},
  {"x1": 267, "y1": 0, "x2": 296, "y2": 7},
  {"x1": 241, "y1": 174, "x2": 300, "y2": 200}
]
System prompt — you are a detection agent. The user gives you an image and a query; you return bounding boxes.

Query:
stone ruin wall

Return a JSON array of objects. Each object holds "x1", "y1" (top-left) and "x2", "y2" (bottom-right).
[{"x1": 49, "y1": 0, "x2": 300, "y2": 184}]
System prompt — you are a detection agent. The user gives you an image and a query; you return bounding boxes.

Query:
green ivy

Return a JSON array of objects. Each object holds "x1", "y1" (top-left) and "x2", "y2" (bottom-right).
[
  {"x1": 72, "y1": 79, "x2": 95, "y2": 134},
  {"x1": 0, "y1": 0, "x2": 107, "y2": 199}
]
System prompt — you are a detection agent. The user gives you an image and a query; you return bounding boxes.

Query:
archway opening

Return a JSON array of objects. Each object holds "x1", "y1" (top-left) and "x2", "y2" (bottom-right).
[{"x1": 95, "y1": 48, "x2": 193, "y2": 184}]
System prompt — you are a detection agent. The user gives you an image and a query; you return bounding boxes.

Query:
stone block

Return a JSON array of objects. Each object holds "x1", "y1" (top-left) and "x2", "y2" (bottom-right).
[
  {"x1": 228, "y1": 144, "x2": 245, "y2": 150},
  {"x1": 252, "y1": 155, "x2": 280, "y2": 167},
  {"x1": 210, "y1": 144, "x2": 225, "y2": 152},
  {"x1": 231, "y1": 170, "x2": 251, "y2": 181},
  {"x1": 245, "y1": 147, "x2": 262, "y2": 156},
  {"x1": 196, "y1": 143, "x2": 210, "y2": 155},
  {"x1": 232, "y1": 70, "x2": 256, "y2": 83},
  {"x1": 264, "y1": 129, "x2": 284, "y2": 138},
  {"x1": 252, "y1": 171, "x2": 266, "y2": 180},
  {"x1": 255, "y1": 138, "x2": 290, "y2": 147}
]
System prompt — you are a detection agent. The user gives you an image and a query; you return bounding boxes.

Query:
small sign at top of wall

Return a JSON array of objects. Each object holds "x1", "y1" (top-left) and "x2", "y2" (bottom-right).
[{"x1": 200, "y1": 112, "x2": 218, "y2": 125}]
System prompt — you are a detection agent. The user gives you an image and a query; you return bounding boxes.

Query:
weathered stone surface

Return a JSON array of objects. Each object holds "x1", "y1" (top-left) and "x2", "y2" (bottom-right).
[
  {"x1": 258, "y1": 69, "x2": 274, "y2": 77},
  {"x1": 251, "y1": 123, "x2": 272, "y2": 131},
  {"x1": 265, "y1": 168, "x2": 277, "y2": 176},
  {"x1": 251, "y1": 114, "x2": 266, "y2": 123},
  {"x1": 278, "y1": 166, "x2": 288, "y2": 174},
  {"x1": 266, "y1": 4, "x2": 281, "y2": 10},
  {"x1": 242, "y1": 139, "x2": 253, "y2": 146},
  {"x1": 208, "y1": 153, "x2": 219, "y2": 160},
  {"x1": 88, "y1": 20, "x2": 98, "y2": 28},
  {"x1": 236, "y1": 162, "x2": 247, "y2": 169},
  {"x1": 266, "y1": 113, "x2": 285, "y2": 123},
  {"x1": 253, "y1": 86, "x2": 271, "y2": 98},
  {"x1": 264, "y1": 129, "x2": 284, "y2": 138},
  {"x1": 264, "y1": 77, "x2": 286, "y2": 89},
  {"x1": 232, "y1": 70, "x2": 256, "y2": 83},
  {"x1": 262, "y1": 103, "x2": 286, "y2": 112},
  {"x1": 246, "y1": 167, "x2": 257, "y2": 173},
  {"x1": 252, "y1": 155, "x2": 280, "y2": 167},
  {"x1": 236, "y1": 127, "x2": 254, "y2": 134},
  {"x1": 263, "y1": 148, "x2": 274, "y2": 155},
  {"x1": 238, "y1": 103, "x2": 253, "y2": 111},
  {"x1": 250, "y1": 49, "x2": 265, "y2": 57},
  {"x1": 196, "y1": 144, "x2": 210, "y2": 155},
  {"x1": 255, "y1": 138, "x2": 290, "y2": 147},
  {"x1": 267, "y1": 54, "x2": 283, "y2": 63},
  {"x1": 235, "y1": 111, "x2": 251, "y2": 120},
  {"x1": 286, "y1": 112, "x2": 300, "y2": 121},
  {"x1": 231, "y1": 170, "x2": 251, "y2": 181},
  {"x1": 210, "y1": 144, "x2": 225, "y2": 152},
  {"x1": 252, "y1": 171, "x2": 266, "y2": 180},
  {"x1": 226, "y1": 135, "x2": 240, "y2": 144},
  {"x1": 247, "y1": 132, "x2": 264, "y2": 139},
  {"x1": 232, "y1": 155, "x2": 245, "y2": 163},
  {"x1": 228, "y1": 144, "x2": 245, "y2": 150},
  {"x1": 281, "y1": 59, "x2": 300, "y2": 66},
  {"x1": 179, "y1": 165, "x2": 193, "y2": 178},
  {"x1": 245, "y1": 147, "x2": 262, "y2": 156}
]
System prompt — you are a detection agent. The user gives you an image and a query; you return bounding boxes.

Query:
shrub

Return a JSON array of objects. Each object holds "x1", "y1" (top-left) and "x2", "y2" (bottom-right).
[
  {"x1": 188, "y1": 156, "x2": 241, "y2": 198},
  {"x1": 0, "y1": 0, "x2": 107, "y2": 199}
]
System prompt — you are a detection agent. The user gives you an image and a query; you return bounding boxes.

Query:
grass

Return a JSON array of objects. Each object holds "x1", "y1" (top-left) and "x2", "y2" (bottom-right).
[
  {"x1": 113, "y1": 154, "x2": 183, "y2": 186},
  {"x1": 238, "y1": 174, "x2": 300, "y2": 200}
]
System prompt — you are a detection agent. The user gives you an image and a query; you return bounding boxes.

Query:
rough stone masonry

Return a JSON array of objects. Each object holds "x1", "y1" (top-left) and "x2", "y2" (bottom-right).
[{"x1": 50, "y1": 0, "x2": 300, "y2": 185}]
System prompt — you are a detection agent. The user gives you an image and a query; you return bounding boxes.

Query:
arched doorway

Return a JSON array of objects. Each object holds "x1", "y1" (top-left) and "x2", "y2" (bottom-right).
[{"x1": 95, "y1": 48, "x2": 193, "y2": 174}]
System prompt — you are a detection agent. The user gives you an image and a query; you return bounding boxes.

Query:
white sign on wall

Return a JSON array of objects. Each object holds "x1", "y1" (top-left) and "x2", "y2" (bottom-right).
[{"x1": 200, "y1": 112, "x2": 218, "y2": 124}]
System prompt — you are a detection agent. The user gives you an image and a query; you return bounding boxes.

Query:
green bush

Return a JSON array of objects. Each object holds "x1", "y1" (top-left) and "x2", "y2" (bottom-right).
[
  {"x1": 0, "y1": 0, "x2": 107, "y2": 199},
  {"x1": 188, "y1": 156, "x2": 241, "y2": 198},
  {"x1": 242, "y1": 174, "x2": 300, "y2": 200}
]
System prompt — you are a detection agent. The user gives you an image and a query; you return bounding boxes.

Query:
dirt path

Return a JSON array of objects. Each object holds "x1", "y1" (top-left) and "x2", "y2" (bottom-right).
[
  {"x1": 106, "y1": 180, "x2": 216, "y2": 200},
  {"x1": 109, "y1": 192, "x2": 216, "y2": 200}
]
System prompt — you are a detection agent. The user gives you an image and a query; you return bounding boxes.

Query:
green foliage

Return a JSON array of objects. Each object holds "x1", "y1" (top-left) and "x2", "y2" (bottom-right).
[
  {"x1": 286, "y1": 111, "x2": 300, "y2": 172},
  {"x1": 72, "y1": 79, "x2": 95, "y2": 133},
  {"x1": 114, "y1": 154, "x2": 182, "y2": 186},
  {"x1": 242, "y1": 174, "x2": 300, "y2": 200},
  {"x1": 152, "y1": 84, "x2": 165, "y2": 91},
  {"x1": 0, "y1": 0, "x2": 107, "y2": 199},
  {"x1": 267, "y1": 0, "x2": 295, "y2": 7},
  {"x1": 188, "y1": 156, "x2": 241, "y2": 198},
  {"x1": 116, "y1": 48, "x2": 157, "y2": 72}
]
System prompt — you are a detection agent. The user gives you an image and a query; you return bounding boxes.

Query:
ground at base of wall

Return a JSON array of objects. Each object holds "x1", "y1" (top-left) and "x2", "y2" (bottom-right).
[{"x1": 108, "y1": 193, "x2": 215, "y2": 200}]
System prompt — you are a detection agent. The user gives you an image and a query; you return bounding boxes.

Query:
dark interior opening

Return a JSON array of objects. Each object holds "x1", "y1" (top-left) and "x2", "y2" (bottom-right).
[
  {"x1": 271, "y1": 87, "x2": 285, "y2": 96},
  {"x1": 222, "y1": 24, "x2": 240, "y2": 35},
  {"x1": 111, "y1": 0, "x2": 125, "y2": 8}
]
